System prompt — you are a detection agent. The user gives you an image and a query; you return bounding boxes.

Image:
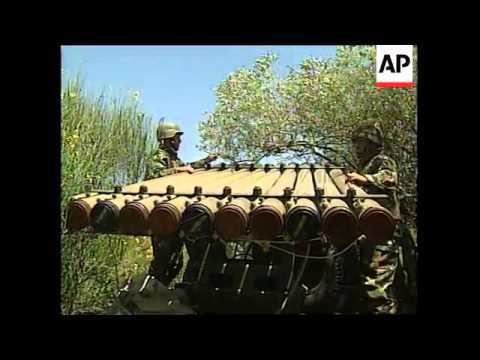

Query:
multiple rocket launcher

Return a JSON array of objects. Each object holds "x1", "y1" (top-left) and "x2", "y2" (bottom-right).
[{"x1": 67, "y1": 164, "x2": 396, "y2": 247}]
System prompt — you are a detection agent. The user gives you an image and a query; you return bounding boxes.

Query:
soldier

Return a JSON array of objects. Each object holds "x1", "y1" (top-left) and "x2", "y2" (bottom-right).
[
  {"x1": 145, "y1": 120, "x2": 217, "y2": 285},
  {"x1": 145, "y1": 120, "x2": 216, "y2": 180},
  {"x1": 105, "y1": 119, "x2": 217, "y2": 315},
  {"x1": 345, "y1": 121, "x2": 410, "y2": 314}
]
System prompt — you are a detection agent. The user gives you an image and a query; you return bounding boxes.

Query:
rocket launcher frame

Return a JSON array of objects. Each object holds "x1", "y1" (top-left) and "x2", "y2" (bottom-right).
[{"x1": 67, "y1": 165, "x2": 392, "y2": 246}]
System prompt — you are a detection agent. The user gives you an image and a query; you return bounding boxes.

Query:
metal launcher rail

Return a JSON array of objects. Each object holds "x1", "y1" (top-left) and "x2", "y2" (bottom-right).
[
  {"x1": 67, "y1": 163, "x2": 393, "y2": 247},
  {"x1": 66, "y1": 163, "x2": 400, "y2": 314}
]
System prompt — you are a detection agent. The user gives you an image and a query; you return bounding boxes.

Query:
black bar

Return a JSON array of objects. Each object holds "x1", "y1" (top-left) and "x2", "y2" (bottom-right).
[{"x1": 89, "y1": 189, "x2": 389, "y2": 200}]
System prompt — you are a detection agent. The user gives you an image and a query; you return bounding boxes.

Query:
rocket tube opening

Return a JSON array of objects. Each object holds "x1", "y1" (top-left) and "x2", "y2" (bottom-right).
[
  {"x1": 66, "y1": 200, "x2": 92, "y2": 232},
  {"x1": 249, "y1": 205, "x2": 284, "y2": 241},
  {"x1": 149, "y1": 202, "x2": 181, "y2": 236},
  {"x1": 90, "y1": 201, "x2": 120, "y2": 233},
  {"x1": 214, "y1": 204, "x2": 248, "y2": 241},
  {"x1": 322, "y1": 207, "x2": 357, "y2": 248},
  {"x1": 119, "y1": 202, "x2": 150, "y2": 235},
  {"x1": 181, "y1": 203, "x2": 214, "y2": 236},
  {"x1": 359, "y1": 207, "x2": 395, "y2": 245},
  {"x1": 285, "y1": 206, "x2": 321, "y2": 242}
]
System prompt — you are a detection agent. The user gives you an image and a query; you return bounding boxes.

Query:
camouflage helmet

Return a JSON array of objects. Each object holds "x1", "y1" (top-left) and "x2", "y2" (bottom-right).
[
  {"x1": 156, "y1": 120, "x2": 183, "y2": 141},
  {"x1": 351, "y1": 122, "x2": 384, "y2": 147}
]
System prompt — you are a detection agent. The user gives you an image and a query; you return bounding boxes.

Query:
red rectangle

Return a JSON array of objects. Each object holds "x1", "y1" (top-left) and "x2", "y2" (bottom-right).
[{"x1": 375, "y1": 82, "x2": 414, "y2": 88}]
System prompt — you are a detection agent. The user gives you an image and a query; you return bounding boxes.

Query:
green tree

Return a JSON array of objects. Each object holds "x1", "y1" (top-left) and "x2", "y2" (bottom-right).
[
  {"x1": 61, "y1": 75, "x2": 156, "y2": 314},
  {"x1": 198, "y1": 46, "x2": 417, "y2": 225}
]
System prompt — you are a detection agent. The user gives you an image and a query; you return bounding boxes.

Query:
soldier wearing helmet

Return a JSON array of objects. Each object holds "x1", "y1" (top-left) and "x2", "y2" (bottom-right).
[
  {"x1": 347, "y1": 122, "x2": 400, "y2": 216},
  {"x1": 145, "y1": 119, "x2": 217, "y2": 283},
  {"x1": 106, "y1": 119, "x2": 217, "y2": 315},
  {"x1": 346, "y1": 121, "x2": 404, "y2": 314},
  {"x1": 145, "y1": 120, "x2": 217, "y2": 180}
]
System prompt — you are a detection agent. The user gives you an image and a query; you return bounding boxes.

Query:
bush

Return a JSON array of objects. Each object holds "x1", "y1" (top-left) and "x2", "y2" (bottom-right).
[{"x1": 61, "y1": 74, "x2": 155, "y2": 314}]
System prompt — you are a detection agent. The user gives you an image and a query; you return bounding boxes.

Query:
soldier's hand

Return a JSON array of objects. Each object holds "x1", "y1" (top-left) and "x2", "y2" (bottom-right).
[
  {"x1": 346, "y1": 172, "x2": 368, "y2": 186},
  {"x1": 175, "y1": 165, "x2": 195, "y2": 174}
]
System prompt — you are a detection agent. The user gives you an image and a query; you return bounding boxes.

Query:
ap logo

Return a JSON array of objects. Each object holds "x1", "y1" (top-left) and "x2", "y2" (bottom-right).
[{"x1": 376, "y1": 45, "x2": 414, "y2": 88}]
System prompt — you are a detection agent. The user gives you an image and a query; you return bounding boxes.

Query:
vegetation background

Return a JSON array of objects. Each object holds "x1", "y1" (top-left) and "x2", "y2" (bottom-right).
[{"x1": 61, "y1": 46, "x2": 417, "y2": 314}]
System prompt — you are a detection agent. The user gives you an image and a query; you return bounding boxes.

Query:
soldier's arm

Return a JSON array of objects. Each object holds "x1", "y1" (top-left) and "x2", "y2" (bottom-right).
[
  {"x1": 144, "y1": 152, "x2": 176, "y2": 180},
  {"x1": 189, "y1": 158, "x2": 208, "y2": 168},
  {"x1": 145, "y1": 163, "x2": 176, "y2": 179},
  {"x1": 363, "y1": 155, "x2": 398, "y2": 190},
  {"x1": 189, "y1": 155, "x2": 217, "y2": 168}
]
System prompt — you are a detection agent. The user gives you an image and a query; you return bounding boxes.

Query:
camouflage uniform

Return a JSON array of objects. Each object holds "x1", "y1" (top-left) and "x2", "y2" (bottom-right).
[
  {"x1": 144, "y1": 145, "x2": 210, "y2": 180},
  {"x1": 144, "y1": 146, "x2": 182, "y2": 179},
  {"x1": 358, "y1": 152, "x2": 401, "y2": 314},
  {"x1": 352, "y1": 124, "x2": 404, "y2": 314}
]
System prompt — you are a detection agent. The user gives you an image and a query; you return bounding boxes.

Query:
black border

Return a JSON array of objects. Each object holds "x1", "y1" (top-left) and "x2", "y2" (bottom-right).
[{"x1": 36, "y1": 32, "x2": 433, "y2": 329}]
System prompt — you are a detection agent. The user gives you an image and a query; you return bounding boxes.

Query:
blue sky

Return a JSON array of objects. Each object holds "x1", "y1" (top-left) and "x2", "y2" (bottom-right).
[{"x1": 61, "y1": 45, "x2": 336, "y2": 163}]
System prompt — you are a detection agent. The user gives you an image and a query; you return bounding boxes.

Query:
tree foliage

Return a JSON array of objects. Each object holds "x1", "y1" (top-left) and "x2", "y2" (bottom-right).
[
  {"x1": 61, "y1": 75, "x2": 156, "y2": 313},
  {"x1": 199, "y1": 46, "x2": 417, "y2": 224}
]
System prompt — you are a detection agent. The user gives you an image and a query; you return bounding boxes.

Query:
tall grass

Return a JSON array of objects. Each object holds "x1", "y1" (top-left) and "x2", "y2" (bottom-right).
[{"x1": 61, "y1": 74, "x2": 156, "y2": 314}]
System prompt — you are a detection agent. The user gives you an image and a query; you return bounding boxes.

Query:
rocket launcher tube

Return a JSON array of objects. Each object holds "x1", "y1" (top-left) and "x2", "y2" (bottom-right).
[
  {"x1": 353, "y1": 198, "x2": 395, "y2": 245},
  {"x1": 181, "y1": 196, "x2": 222, "y2": 237},
  {"x1": 190, "y1": 196, "x2": 219, "y2": 219},
  {"x1": 66, "y1": 193, "x2": 111, "y2": 232},
  {"x1": 148, "y1": 196, "x2": 190, "y2": 235},
  {"x1": 224, "y1": 169, "x2": 269, "y2": 195},
  {"x1": 293, "y1": 169, "x2": 316, "y2": 197},
  {"x1": 313, "y1": 169, "x2": 341, "y2": 196},
  {"x1": 136, "y1": 169, "x2": 252, "y2": 196},
  {"x1": 246, "y1": 170, "x2": 282, "y2": 196},
  {"x1": 199, "y1": 169, "x2": 255, "y2": 194},
  {"x1": 319, "y1": 198, "x2": 358, "y2": 248},
  {"x1": 121, "y1": 169, "x2": 208, "y2": 193},
  {"x1": 285, "y1": 198, "x2": 321, "y2": 242},
  {"x1": 164, "y1": 168, "x2": 252, "y2": 195},
  {"x1": 329, "y1": 169, "x2": 395, "y2": 245},
  {"x1": 328, "y1": 169, "x2": 349, "y2": 194},
  {"x1": 119, "y1": 195, "x2": 170, "y2": 235},
  {"x1": 214, "y1": 197, "x2": 251, "y2": 241},
  {"x1": 264, "y1": 169, "x2": 297, "y2": 196},
  {"x1": 249, "y1": 198, "x2": 286, "y2": 241},
  {"x1": 70, "y1": 192, "x2": 99, "y2": 201},
  {"x1": 317, "y1": 171, "x2": 358, "y2": 247},
  {"x1": 90, "y1": 194, "x2": 139, "y2": 233}
]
